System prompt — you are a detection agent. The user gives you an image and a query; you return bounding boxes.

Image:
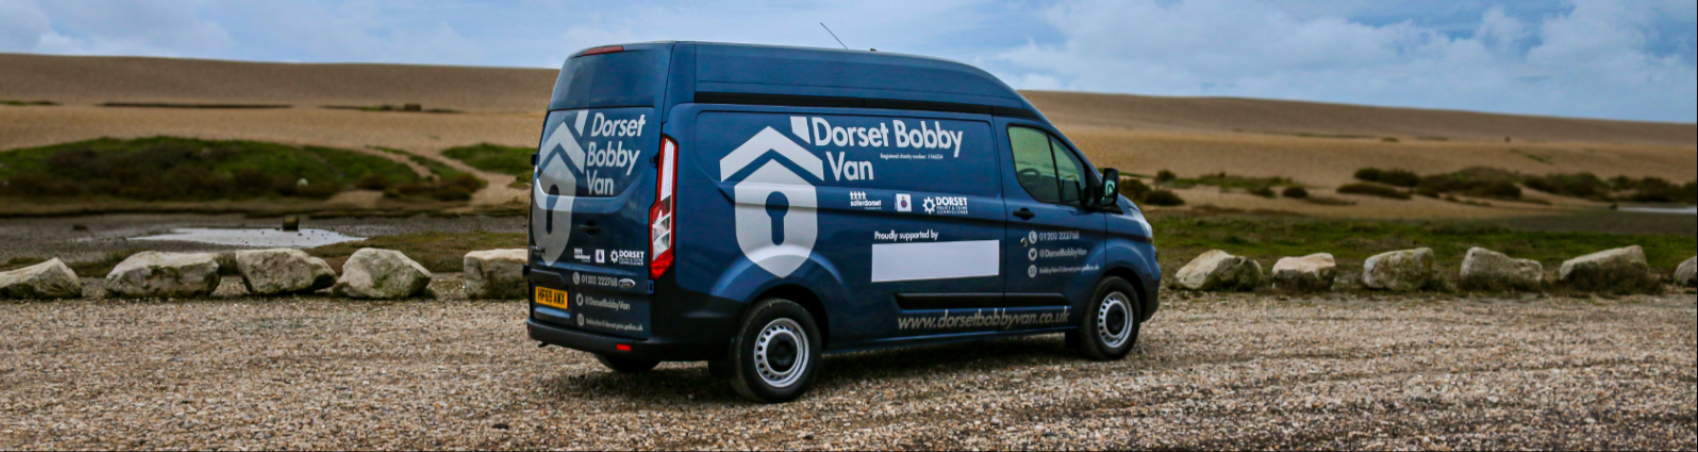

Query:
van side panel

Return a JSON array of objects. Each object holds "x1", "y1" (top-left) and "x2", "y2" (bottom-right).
[{"x1": 670, "y1": 104, "x2": 1004, "y2": 349}]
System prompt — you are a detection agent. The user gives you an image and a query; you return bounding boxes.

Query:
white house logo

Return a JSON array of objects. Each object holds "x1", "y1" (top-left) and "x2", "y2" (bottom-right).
[
  {"x1": 719, "y1": 122, "x2": 825, "y2": 278},
  {"x1": 532, "y1": 111, "x2": 591, "y2": 265}
]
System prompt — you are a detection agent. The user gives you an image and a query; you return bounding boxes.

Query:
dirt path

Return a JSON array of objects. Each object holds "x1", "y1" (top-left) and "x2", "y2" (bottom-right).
[{"x1": 1, "y1": 286, "x2": 1691, "y2": 450}]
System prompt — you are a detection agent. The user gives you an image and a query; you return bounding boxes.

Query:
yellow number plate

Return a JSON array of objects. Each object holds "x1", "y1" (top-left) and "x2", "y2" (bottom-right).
[{"x1": 535, "y1": 287, "x2": 569, "y2": 310}]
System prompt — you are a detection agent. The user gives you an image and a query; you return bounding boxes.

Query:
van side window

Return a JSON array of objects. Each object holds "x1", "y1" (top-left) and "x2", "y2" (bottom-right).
[
  {"x1": 1052, "y1": 135, "x2": 1088, "y2": 205},
  {"x1": 1009, "y1": 126, "x2": 1060, "y2": 204}
]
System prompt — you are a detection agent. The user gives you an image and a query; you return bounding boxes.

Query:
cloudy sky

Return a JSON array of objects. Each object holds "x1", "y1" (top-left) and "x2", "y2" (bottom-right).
[{"x1": 2, "y1": 0, "x2": 1694, "y2": 123}]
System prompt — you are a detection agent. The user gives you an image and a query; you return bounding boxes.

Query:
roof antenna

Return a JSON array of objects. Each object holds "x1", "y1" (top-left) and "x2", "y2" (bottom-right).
[{"x1": 820, "y1": 23, "x2": 850, "y2": 50}]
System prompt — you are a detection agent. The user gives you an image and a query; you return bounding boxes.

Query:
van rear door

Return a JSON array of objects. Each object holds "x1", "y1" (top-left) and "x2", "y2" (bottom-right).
[{"x1": 530, "y1": 45, "x2": 671, "y2": 340}]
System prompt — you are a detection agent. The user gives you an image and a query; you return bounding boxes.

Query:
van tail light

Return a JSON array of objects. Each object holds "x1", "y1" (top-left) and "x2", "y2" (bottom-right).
[{"x1": 649, "y1": 135, "x2": 679, "y2": 280}]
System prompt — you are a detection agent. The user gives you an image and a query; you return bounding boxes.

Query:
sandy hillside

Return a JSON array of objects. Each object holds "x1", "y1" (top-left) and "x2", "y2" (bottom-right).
[{"x1": 2, "y1": 53, "x2": 1693, "y2": 215}]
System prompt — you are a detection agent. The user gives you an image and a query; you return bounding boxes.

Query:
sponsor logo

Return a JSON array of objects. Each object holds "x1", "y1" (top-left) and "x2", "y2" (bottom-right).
[
  {"x1": 873, "y1": 229, "x2": 940, "y2": 242},
  {"x1": 896, "y1": 307, "x2": 1071, "y2": 331},
  {"x1": 923, "y1": 196, "x2": 969, "y2": 215},
  {"x1": 721, "y1": 126, "x2": 823, "y2": 279},
  {"x1": 572, "y1": 248, "x2": 591, "y2": 263},
  {"x1": 608, "y1": 250, "x2": 645, "y2": 266},
  {"x1": 896, "y1": 194, "x2": 913, "y2": 212},
  {"x1": 618, "y1": 278, "x2": 637, "y2": 289},
  {"x1": 849, "y1": 191, "x2": 883, "y2": 209},
  {"x1": 594, "y1": 249, "x2": 606, "y2": 264}
]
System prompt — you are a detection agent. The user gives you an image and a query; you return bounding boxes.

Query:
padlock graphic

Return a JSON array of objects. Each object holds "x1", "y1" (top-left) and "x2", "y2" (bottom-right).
[
  {"x1": 532, "y1": 111, "x2": 588, "y2": 265},
  {"x1": 721, "y1": 126, "x2": 823, "y2": 278}
]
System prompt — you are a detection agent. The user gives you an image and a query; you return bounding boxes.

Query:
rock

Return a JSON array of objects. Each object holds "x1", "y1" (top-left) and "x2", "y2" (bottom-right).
[
  {"x1": 1175, "y1": 250, "x2": 1262, "y2": 291},
  {"x1": 1271, "y1": 253, "x2": 1336, "y2": 292},
  {"x1": 1678, "y1": 257, "x2": 1697, "y2": 288},
  {"x1": 0, "y1": 259, "x2": 82, "y2": 299},
  {"x1": 1460, "y1": 248, "x2": 1543, "y2": 291},
  {"x1": 333, "y1": 248, "x2": 432, "y2": 299},
  {"x1": 1560, "y1": 246, "x2": 1652, "y2": 292},
  {"x1": 103, "y1": 252, "x2": 221, "y2": 298},
  {"x1": 1363, "y1": 248, "x2": 1436, "y2": 292},
  {"x1": 464, "y1": 249, "x2": 528, "y2": 299},
  {"x1": 236, "y1": 249, "x2": 337, "y2": 296}
]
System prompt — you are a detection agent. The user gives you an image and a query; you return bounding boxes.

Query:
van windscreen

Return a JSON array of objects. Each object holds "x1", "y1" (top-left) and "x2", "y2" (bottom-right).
[{"x1": 548, "y1": 47, "x2": 671, "y2": 111}]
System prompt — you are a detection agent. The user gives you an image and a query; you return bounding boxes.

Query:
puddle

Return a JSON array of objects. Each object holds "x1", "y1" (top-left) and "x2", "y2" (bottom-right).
[
  {"x1": 1617, "y1": 206, "x2": 1697, "y2": 215},
  {"x1": 131, "y1": 228, "x2": 365, "y2": 248}
]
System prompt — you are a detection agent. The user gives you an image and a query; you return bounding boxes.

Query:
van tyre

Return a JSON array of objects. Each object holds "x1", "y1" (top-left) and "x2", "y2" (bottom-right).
[
  {"x1": 1077, "y1": 277, "x2": 1141, "y2": 361},
  {"x1": 595, "y1": 354, "x2": 660, "y2": 373},
  {"x1": 728, "y1": 299, "x2": 822, "y2": 403}
]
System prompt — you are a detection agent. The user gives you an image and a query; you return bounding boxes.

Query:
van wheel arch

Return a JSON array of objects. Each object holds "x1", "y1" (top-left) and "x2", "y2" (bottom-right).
[
  {"x1": 748, "y1": 285, "x2": 830, "y2": 349},
  {"x1": 1101, "y1": 267, "x2": 1152, "y2": 322}
]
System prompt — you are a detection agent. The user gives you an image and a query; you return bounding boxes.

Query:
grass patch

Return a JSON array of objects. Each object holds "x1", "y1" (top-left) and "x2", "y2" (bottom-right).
[
  {"x1": 308, "y1": 231, "x2": 524, "y2": 273},
  {"x1": 1160, "y1": 171, "x2": 1298, "y2": 192},
  {"x1": 322, "y1": 104, "x2": 458, "y2": 114},
  {"x1": 1149, "y1": 212, "x2": 1697, "y2": 286},
  {"x1": 1338, "y1": 183, "x2": 1412, "y2": 200},
  {"x1": 1358, "y1": 166, "x2": 1696, "y2": 204},
  {"x1": 1510, "y1": 149, "x2": 1554, "y2": 165},
  {"x1": 443, "y1": 143, "x2": 534, "y2": 183},
  {"x1": 0, "y1": 257, "x2": 49, "y2": 272},
  {"x1": 0, "y1": 137, "x2": 420, "y2": 201},
  {"x1": 2, "y1": 100, "x2": 57, "y2": 107},
  {"x1": 101, "y1": 102, "x2": 289, "y2": 109},
  {"x1": 369, "y1": 147, "x2": 487, "y2": 201},
  {"x1": 1118, "y1": 178, "x2": 1187, "y2": 207}
]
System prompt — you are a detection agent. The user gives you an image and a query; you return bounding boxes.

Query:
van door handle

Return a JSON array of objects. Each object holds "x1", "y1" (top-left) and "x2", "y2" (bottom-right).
[
  {"x1": 578, "y1": 223, "x2": 601, "y2": 235},
  {"x1": 1013, "y1": 208, "x2": 1036, "y2": 220}
]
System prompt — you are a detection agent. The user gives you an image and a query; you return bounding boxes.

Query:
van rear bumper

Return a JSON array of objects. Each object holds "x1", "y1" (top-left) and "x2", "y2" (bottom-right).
[{"x1": 528, "y1": 318, "x2": 726, "y2": 361}]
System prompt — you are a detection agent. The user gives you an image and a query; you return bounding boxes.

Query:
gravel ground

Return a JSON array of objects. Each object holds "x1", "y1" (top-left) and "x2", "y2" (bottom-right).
[
  {"x1": 0, "y1": 213, "x2": 524, "y2": 263},
  {"x1": 1, "y1": 282, "x2": 1693, "y2": 450}
]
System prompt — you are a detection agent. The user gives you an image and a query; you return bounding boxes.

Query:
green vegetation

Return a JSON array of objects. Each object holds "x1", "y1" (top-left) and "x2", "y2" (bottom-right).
[
  {"x1": 0, "y1": 257, "x2": 48, "y2": 272},
  {"x1": 322, "y1": 104, "x2": 458, "y2": 113},
  {"x1": 1354, "y1": 168, "x2": 1420, "y2": 188},
  {"x1": 443, "y1": 143, "x2": 534, "y2": 183},
  {"x1": 2, "y1": 100, "x2": 57, "y2": 107},
  {"x1": 1118, "y1": 177, "x2": 1186, "y2": 207},
  {"x1": 1337, "y1": 183, "x2": 1412, "y2": 200},
  {"x1": 1160, "y1": 171, "x2": 1297, "y2": 192},
  {"x1": 1149, "y1": 212, "x2": 1697, "y2": 279},
  {"x1": 0, "y1": 137, "x2": 420, "y2": 201},
  {"x1": 1510, "y1": 149, "x2": 1553, "y2": 165},
  {"x1": 309, "y1": 231, "x2": 524, "y2": 273},
  {"x1": 1281, "y1": 186, "x2": 1309, "y2": 199},
  {"x1": 1358, "y1": 166, "x2": 1697, "y2": 204},
  {"x1": 369, "y1": 147, "x2": 488, "y2": 201}
]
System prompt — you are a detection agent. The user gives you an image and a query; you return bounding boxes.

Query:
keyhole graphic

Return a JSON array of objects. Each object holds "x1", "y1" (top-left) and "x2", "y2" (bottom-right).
[
  {"x1": 545, "y1": 185, "x2": 561, "y2": 234},
  {"x1": 766, "y1": 191, "x2": 790, "y2": 245}
]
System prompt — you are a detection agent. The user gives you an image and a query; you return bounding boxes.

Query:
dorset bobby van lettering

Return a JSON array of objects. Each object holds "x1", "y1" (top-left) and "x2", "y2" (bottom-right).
[{"x1": 791, "y1": 116, "x2": 966, "y2": 157}]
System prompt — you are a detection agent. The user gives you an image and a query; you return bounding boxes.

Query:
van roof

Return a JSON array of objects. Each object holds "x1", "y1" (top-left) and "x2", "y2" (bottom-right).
[{"x1": 550, "y1": 42, "x2": 1050, "y2": 124}]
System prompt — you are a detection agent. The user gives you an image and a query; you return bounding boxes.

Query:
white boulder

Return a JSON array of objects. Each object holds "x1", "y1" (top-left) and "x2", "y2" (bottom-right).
[
  {"x1": 1677, "y1": 257, "x2": 1696, "y2": 288},
  {"x1": 1363, "y1": 248, "x2": 1436, "y2": 292},
  {"x1": 1271, "y1": 253, "x2": 1336, "y2": 292},
  {"x1": 103, "y1": 252, "x2": 221, "y2": 298},
  {"x1": 1175, "y1": 250, "x2": 1262, "y2": 291},
  {"x1": 333, "y1": 248, "x2": 432, "y2": 299},
  {"x1": 236, "y1": 249, "x2": 337, "y2": 296},
  {"x1": 464, "y1": 249, "x2": 527, "y2": 299},
  {"x1": 0, "y1": 259, "x2": 82, "y2": 299},
  {"x1": 1559, "y1": 246, "x2": 1651, "y2": 290},
  {"x1": 1460, "y1": 248, "x2": 1543, "y2": 291}
]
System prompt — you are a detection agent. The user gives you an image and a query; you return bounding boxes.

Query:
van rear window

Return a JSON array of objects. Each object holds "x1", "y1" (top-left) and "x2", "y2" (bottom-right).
[{"x1": 549, "y1": 48, "x2": 670, "y2": 111}]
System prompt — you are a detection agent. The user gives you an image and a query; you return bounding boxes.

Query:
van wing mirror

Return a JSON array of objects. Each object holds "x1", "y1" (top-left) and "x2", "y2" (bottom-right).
[{"x1": 1098, "y1": 168, "x2": 1121, "y2": 207}]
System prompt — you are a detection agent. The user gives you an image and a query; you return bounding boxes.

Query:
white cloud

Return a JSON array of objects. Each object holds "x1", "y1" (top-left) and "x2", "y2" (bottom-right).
[
  {"x1": 997, "y1": 0, "x2": 1697, "y2": 122},
  {"x1": 24, "y1": 0, "x2": 233, "y2": 56},
  {"x1": 0, "y1": 0, "x2": 52, "y2": 52}
]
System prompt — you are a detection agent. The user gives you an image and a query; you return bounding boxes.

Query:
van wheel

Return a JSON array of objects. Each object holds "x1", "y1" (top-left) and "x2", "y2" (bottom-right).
[
  {"x1": 728, "y1": 299, "x2": 822, "y2": 403},
  {"x1": 1077, "y1": 277, "x2": 1141, "y2": 361},
  {"x1": 595, "y1": 354, "x2": 660, "y2": 373}
]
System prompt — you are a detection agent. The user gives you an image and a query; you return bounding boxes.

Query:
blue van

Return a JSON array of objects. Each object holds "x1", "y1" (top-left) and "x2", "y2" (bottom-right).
[{"x1": 526, "y1": 42, "x2": 1160, "y2": 403}]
